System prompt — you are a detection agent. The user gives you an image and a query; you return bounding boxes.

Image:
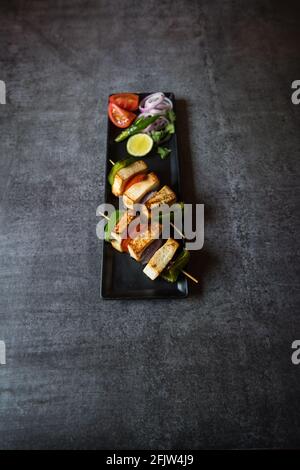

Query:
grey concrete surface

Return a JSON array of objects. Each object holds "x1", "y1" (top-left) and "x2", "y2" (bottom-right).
[{"x1": 0, "y1": 0, "x2": 300, "y2": 449}]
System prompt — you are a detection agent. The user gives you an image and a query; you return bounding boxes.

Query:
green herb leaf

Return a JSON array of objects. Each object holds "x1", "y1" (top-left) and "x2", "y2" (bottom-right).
[
  {"x1": 157, "y1": 146, "x2": 171, "y2": 160},
  {"x1": 151, "y1": 130, "x2": 164, "y2": 143},
  {"x1": 167, "y1": 109, "x2": 176, "y2": 123},
  {"x1": 165, "y1": 123, "x2": 175, "y2": 134}
]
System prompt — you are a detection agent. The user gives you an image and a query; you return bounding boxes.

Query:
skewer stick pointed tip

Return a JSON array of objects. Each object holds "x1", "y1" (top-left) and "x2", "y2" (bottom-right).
[
  {"x1": 182, "y1": 269, "x2": 199, "y2": 284},
  {"x1": 98, "y1": 211, "x2": 110, "y2": 221}
]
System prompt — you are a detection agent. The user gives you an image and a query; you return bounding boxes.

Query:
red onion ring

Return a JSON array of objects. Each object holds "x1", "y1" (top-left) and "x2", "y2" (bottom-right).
[
  {"x1": 139, "y1": 92, "x2": 165, "y2": 112},
  {"x1": 142, "y1": 116, "x2": 169, "y2": 133},
  {"x1": 156, "y1": 97, "x2": 173, "y2": 110},
  {"x1": 141, "y1": 239, "x2": 164, "y2": 265},
  {"x1": 139, "y1": 191, "x2": 157, "y2": 205},
  {"x1": 140, "y1": 108, "x2": 166, "y2": 116}
]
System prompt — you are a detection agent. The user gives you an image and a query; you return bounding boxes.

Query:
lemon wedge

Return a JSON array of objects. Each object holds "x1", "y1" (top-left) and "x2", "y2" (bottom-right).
[{"x1": 126, "y1": 133, "x2": 153, "y2": 157}]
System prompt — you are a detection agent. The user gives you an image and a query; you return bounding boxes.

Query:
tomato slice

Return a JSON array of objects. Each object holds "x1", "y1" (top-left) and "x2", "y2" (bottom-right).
[
  {"x1": 110, "y1": 93, "x2": 139, "y2": 111},
  {"x1": 108, "y1": 103, "x2": 136, "y2": 128},
  {"x1": 124, "y1": 173, "x2": 146, "y2": 192},
  {"x1": 122, "y1": 222, "x2": 148, "y2": 251},
  {"x1": 121, "y1": 237, "x2": 131, "y2": 252}
]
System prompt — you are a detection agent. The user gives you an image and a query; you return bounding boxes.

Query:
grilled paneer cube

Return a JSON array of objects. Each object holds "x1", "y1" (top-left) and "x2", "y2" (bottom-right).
[
  {"x1": 123, "y1": 172, "x2": 160, "y2": 209},
  {"x1": 110, "y1": 211, "x2": 136, "y2": 244},
  {"x1": 112, "y1": 160, "x2": 148, "y2": 196},
  {"x1": 127, "y1": 222, "x2": 161, "y2": 261},
  {"x1": 143, "y1": 238, "x2": 180, "y2": 280},
  {"x1": 145, "y1": 185, "x2": 177, "y2": 209},
  {"x1": 111, "y1": 239, "x2": 124, "y2": 252}
]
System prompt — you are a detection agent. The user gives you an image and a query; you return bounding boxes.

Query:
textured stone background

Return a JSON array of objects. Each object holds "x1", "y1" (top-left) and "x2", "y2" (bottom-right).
[{"x1": 0, "y1": 0, "x2": 300, "y2": 449}]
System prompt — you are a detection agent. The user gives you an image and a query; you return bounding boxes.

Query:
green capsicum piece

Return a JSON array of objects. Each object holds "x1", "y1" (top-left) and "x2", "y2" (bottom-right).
[
  {"x1": 104, "y1": 210, "x2": 122, "y2": 242},
  {"x1": 161, "y1": 249, "x2": 190, "y2": 283},
  {"x1": 115, "y1": 115, "x2": 161, "y2": 142},
  {"x1": 108, "y1": 157, "x2": 136, "y2": 185}
]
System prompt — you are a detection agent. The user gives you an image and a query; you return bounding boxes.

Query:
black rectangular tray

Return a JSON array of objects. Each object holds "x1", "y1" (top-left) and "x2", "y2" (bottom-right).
[{"x1": 101, "y1": 92, "x2": 188, "y2": 299}]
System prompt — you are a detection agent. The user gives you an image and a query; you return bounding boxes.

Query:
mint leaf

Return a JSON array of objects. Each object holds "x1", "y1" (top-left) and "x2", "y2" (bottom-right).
[
  {"x1": 165, "y1": 123, "x2": 175, "y2": 134},
  {"x1": 157, "y1": 146, "x2": 171, "y2": 160},
  {"x1": 167, "y1": 110, "x2": 176, "y2": 123},
  {"x1": 151, "y1": 130, "x2": 164, "y2": 143}
]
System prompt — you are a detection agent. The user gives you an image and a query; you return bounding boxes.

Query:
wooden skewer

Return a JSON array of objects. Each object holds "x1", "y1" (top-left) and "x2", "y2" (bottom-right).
[
  {"x1": 98, "y1": 211, "x2": 198, "y2": 284},
  {"x1": 99, "y1": 211, "x2": 110, "y2": 221},
  {"x1": 109, "y1": 159, "x2": 115, "y2": 166},
  {"x1": 170, "y1": 222, "x2": 185, "y2": 239},
  {"x1": 181, "y1": 269, "x2": 199, "y2": 284}
]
